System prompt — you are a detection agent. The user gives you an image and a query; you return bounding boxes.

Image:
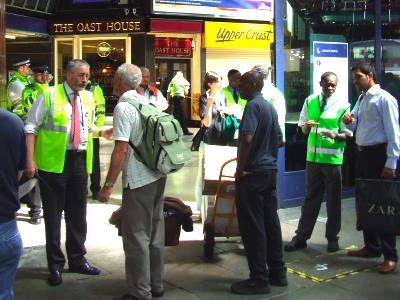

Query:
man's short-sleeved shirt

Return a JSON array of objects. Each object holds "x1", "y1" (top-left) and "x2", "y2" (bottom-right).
[
  {"x1": 238, "y1": 92, "x2": 279, "y2": 172},
  {"x1": 113, "y1": 90, "x2": 163, "y2": 189}
]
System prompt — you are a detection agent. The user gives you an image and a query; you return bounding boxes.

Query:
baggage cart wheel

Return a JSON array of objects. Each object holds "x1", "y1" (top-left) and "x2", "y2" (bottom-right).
[{"x1": 204, "y1": 228, "x2": 215, "y2": 256}]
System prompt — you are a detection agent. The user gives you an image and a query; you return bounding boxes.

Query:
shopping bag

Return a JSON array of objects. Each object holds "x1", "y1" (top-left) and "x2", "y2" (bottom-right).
[{"x1": 355, "y1": 178, "x2": 400, "y2": 235}]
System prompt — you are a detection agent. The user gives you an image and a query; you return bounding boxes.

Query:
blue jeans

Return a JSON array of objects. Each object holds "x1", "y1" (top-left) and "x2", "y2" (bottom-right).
[{"x1": 0, "y1": 218, "x2": 23, "y2": 300}]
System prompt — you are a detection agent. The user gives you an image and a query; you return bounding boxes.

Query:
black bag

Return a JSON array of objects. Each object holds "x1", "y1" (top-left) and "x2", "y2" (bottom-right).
[
  {"x1": 342, "y1": 137, "x2": 357, "y2": 187},
  {"x1": 355, "y1": 178, "x2": 400, "y2": 235},
  {"x1": 191, "y1": 126, "x2": 207, "y2": 151}
]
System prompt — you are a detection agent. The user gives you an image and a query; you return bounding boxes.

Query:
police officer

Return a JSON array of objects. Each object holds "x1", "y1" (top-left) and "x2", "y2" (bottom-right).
[
  {"x1": 6, "y1": 55, "x2": 31, "y2": 111},
  {"x1": 17, "y1": 62, "x2": 52, "y2": 121},
  {"x1": 167, "y1": 71, "x2": 192, "y2": 135},
  {"x1": 85, "y1": 80, "x2": 106, "y2": 200},
  {"x1": 16, "y1": 62, "x2": 52, "y2": 225}
]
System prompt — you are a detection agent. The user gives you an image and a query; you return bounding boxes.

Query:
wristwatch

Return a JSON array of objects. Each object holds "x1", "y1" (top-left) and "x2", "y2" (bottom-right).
[
  {"x1": 104, "y1": 182, "x2": 114, "y2": 188},
  {"x1": 334, "y1": 134, "x2": 340, "y2": 141}
]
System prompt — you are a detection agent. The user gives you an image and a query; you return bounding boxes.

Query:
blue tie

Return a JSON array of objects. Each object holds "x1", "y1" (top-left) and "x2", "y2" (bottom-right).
[{"x1": 233, "y1": 89, "x2": 238, "y2": 103}]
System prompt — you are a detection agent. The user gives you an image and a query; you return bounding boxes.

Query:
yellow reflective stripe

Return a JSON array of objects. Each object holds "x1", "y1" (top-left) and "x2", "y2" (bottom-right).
[
  {"x1": 307, "y1": 146, "x2": 344, "y2": 155},
  {"x1": 96, "y1": 104, "x2": 105, "y2": 108}
]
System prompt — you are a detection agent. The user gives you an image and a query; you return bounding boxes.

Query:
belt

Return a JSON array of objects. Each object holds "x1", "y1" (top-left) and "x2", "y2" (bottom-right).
[
  {"x1": 357, "y1": 143, "x2": 387, "y2": 151},
  {"x1": 66, "y1": 149, "x2": 86, "y2": 155},
  {"x1": 0, "y1": 213, "x2": 16, "y2": 224}
]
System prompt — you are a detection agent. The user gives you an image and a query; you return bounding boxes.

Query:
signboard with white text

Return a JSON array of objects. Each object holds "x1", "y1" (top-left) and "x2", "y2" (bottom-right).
[{"x1": 313, "y1": 42, "x2": 348, "y2": 101}]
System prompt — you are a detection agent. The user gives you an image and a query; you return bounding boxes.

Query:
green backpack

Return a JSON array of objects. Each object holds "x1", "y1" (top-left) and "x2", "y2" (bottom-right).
[{"x1": 120, "y1": 96, "x2": 192, "y2": 174}]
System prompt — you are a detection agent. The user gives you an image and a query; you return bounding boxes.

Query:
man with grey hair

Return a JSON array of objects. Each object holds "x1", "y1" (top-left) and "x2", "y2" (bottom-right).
[
  {"x1": 251, "y1": 65, "x2": 286, "y2": 140},
  {"x1": 25, "y1": 59, "x2": 105, "y2": 286},
  {"x1": 98, "y1": 63, "x2": 167, "y2": 300},
  {"x1": 136, "y1": 67, "x2": 168, "y2": 111}
]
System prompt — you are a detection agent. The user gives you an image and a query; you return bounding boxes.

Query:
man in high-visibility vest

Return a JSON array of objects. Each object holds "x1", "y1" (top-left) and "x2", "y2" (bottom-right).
[
  {"x1": 85, "y1": 80, "x2": 106, "y2": 200},
  {"x1": 251, "y1": 65, "x2": 287, "y2": 141},
  {"x1": 6, "y1": 55, "x2": 31, "y2": 111},
  {"x1": 284, "y1": 72, "x2": 351, "y2": 253},
  {"x1": 25, "y1": 59, "x2": 112, "y2": 286},
  {"x1": 167, "y1": 71, "x2": 192, "y2": 135}
]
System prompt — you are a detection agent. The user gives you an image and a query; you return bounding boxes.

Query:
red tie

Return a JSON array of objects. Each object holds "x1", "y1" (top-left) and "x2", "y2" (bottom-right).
[{"x1": 70, "y1": 91, "x2": 81, "y2": 149}]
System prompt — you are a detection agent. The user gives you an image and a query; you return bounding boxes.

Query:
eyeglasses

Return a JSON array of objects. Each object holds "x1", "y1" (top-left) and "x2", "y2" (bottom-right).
[
  {"x1": 75, "y1": 73, "x2": 90, "y2": 79},
  {"x1": 322, "y1": 83, "x2": 337, "y2": 88}
]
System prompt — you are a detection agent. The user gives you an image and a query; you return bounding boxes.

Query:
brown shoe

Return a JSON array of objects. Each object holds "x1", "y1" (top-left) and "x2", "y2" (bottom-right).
[
  {"x1": 347, "y1": 247, "x2": 381, "y2": 258},
  {"x1": 379, "y1": 260, "x2": 397, "y2": 274}
]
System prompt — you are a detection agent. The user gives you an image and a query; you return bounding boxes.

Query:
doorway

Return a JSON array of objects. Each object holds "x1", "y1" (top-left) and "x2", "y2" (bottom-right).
[{"x1": 155, "y1": 59, "x2": 192, "y2": 125}]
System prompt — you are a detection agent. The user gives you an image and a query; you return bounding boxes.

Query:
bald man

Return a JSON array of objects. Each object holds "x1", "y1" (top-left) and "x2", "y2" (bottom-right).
[{"x1": 231, "y1": 71, "x2": 287, "y2": 295}]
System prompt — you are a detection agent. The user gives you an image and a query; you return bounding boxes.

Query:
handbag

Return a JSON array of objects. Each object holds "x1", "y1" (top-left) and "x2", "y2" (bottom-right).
[
  {"x1": 355, "y1": 178, "x2": 400, "y2": 235},
  {"x1": 191, "y1": 126, "x2": 207, "y2": 151},
  {"x1": 223, "y1": 114, "x2": 239, "y2": 140},
  {"x1": 342, "y1": 137, "x2": 357, "y2": 187}
]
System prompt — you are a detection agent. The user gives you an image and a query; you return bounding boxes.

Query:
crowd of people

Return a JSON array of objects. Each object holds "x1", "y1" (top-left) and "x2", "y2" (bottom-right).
[{"x1": 1, "y1": 56, "x2": 399, "y2": 300}]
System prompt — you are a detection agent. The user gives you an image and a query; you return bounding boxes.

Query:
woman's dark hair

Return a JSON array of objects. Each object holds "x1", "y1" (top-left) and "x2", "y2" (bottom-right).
[
  {"x1": 202, "y1": 71, "x2": 222, "y2": 90},
  {"x1": 351, "y1": 61, "x2": 378, "y2": 83}
]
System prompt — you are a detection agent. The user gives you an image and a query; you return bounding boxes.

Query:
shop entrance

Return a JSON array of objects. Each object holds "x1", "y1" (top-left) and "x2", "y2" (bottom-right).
[{"x1": 155, "y1": 59, "x2": 192, "y2": 124}]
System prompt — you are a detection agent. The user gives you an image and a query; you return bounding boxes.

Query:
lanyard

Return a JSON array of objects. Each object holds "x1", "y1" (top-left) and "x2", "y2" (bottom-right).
[{"x1": 64, "y1": 86, "x2": 84, "y2": 127}]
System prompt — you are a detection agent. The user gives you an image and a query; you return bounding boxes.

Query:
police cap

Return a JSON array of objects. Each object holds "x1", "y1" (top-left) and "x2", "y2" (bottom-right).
[
  {"x1": 11, "y1": 55, "x2": 30, "y2": 67},
  {"x1": 31, "y1": 62, "x2": 49, "y2": 74}
]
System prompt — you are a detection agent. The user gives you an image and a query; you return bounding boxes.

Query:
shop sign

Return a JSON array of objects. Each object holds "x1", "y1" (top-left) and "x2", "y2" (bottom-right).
[
  {"x1": 155, "y1": 38, "x2": 192, "y2": 57},
  {"x1": 97, "y1": 42, "x2": 112, "y2": 57},
  {"x1": 49, "y1": 19, "x2": 144, "y2": 35},
  {"x1": 203, "y1": 22, "x2": 274, "y2": 49}
]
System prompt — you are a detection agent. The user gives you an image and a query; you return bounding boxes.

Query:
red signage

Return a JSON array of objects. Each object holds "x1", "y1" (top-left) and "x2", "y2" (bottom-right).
[
  {"x1": 49, "y1": 19, "x2": 144, "y2": 35},
  {"x1": 155, "y1": 38, "x2": 192, "y2": 58}
]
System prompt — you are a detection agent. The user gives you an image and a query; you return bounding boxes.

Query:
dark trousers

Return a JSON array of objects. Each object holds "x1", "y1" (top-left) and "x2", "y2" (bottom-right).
[
  {"x1": 356, "y1": 146, "x2": 398, "y2": 262},
  {"x1": 172, "y1": 96, "x2": 189, "y2": 133},
  {"x1": 90, "y1": 138, "x2": 101, "y2": 196},
  {"x1": 235, "y1": 170, "x2": 286, "y2": 282},
  {"x1": 19, "y1": 173, "x2": 41, "y2": 214},
  {"x1": 295, "y1": 162, "x2": 342, "y2": 241},
  {"x1": 39, "y1": 151, "x2": 88, "y2": 272}
]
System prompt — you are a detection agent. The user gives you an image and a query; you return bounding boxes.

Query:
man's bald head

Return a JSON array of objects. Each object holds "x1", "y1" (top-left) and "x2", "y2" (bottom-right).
[{"x1": 238, "y1": 71, "x2": 264, "y2": 100}]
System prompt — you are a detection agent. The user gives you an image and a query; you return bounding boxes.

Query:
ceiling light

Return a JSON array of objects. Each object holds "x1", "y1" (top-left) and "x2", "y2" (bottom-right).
[{"x1": 5, "y1": 35, "x2": 16, "y2": 39}]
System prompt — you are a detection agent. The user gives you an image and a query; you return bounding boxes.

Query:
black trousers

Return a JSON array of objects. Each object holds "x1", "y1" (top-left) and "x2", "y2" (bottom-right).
[
  {"x1": 90, "y1": 138, "x2": 101, "y2": 196},
  {"x1": 356, "y1": 145, "x2": 398, "y2": 262},
  {"x1": 39, "y1": 151, "x2": 88, "y2": 272},
  {"x1": 295, "y1": 162, "x2": 342, "y2": 241},
  {"x1": 172, "y1": 96, "x2": 189, "y2": 133},
  {"x1": 235, "y1": 170, "x2": 286, "y2": 282}
]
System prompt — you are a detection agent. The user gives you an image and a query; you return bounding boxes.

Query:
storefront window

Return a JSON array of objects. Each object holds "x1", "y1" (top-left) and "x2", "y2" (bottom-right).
[
  {"x1": 82, "y1": 39, "x2": 126, "y2": 114},
  {"x1": 56, "y1": 39, "x2": 73, "y2": 84},
  {"x1": 281, "y1": 0, "x2": 310, "y2": 172}
]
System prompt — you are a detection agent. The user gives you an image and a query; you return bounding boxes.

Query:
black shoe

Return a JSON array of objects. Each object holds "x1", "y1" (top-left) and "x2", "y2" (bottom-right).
[
  {"x1": 28, "y1": 213, "x2": 41, "y2": 225},
  {"x1": 69, "y1": 262, "x2": 101, "y2": 275},
  {"x1": 152, "y1": 290, "x2": 164, "y2": 297},
  {"x1": 284, "y1": 237, "x2": 307, "y2": 252},
  {"x1": 184, "y1": 132, "x2": 194, "y2": 136},
  {"x1": 48, "y1": 271, "x2": 62, "y2": 286},
  {"x1": 268, "y1": 276, "x2": 288, "y2": 286},
  {"x1": 327, "y1": 239, "x2": 339, "y2": 253},
  {"x1": 231, "y1": 278, "x2": 271, "y2": 295}
]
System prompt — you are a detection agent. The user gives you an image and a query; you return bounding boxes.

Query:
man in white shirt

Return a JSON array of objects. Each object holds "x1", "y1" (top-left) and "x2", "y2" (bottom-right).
[
  {"x1": 136, "y1": 67, "x2": 168, "y2": 111},
  {"x1": 98, "y1": 63, "x2": 167, "y2": 300}
]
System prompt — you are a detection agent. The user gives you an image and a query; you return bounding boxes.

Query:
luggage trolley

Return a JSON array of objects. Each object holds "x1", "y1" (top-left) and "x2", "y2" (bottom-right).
[{"x1": 203, "y1": 158, "x2": 239, "y2": 256}]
